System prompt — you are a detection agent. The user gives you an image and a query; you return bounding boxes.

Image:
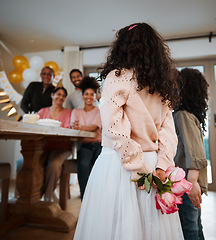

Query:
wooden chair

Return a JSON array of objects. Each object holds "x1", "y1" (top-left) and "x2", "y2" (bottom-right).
[
  {"x1": 59, "y1": 159, "x2": 77, "y2": 210},
  {"x1": 0, "y1": 163, "x2": 28, "y2": 238},
  {"x1": 59, "y1": 142, "x2": 78, "y2": 210},
  {"x1": 0, "y1": 162, "x2": 11, "y2": 225}
]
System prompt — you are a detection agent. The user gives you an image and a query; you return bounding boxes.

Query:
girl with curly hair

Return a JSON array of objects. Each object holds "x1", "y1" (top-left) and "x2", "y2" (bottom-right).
[
  {"x1": 173, "y1": 68, "x2": 209, "y2": 240},
  {"x1": 74, "y1": 23, "x2": 184, "y2": 240}
]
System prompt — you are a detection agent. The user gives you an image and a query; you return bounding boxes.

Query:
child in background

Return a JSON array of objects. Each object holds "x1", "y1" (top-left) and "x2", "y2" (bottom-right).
[{"x1": 173, "y1": 68, "x2": 208, "y2": 240}]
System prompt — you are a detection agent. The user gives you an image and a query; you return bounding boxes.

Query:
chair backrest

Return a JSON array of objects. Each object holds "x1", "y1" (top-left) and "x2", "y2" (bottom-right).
[
  {"x1": 63, "y1": 159, "x2": 77, "y2": 174},
  {"x1": 59, "y1": 159, "x2": 77, "y2": 210}
]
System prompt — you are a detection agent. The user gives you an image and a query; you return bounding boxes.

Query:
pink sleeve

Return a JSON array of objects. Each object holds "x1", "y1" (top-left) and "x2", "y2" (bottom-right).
[
  {"x1": 60, "y1": 109, "x2": 72, "y2": 128},
  {"x1": 70, "y1": 109, "x2": 79, "y2": 126},
  {"x1": 37, "y1": 108, "x2": 49, "y2": 119},
  {"x1": 156, "y1": 110, "x2": 177, "y2": 171},
  {"x1": 92, "y1": 108, "x2": 102, "y2": 128}
]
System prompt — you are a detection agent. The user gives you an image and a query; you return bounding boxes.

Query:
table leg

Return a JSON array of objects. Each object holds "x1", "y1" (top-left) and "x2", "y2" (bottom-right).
[
  {"x1": 10, "y1": 139, "x2": 77, "y2": 233},
  {"x1": 16, "y1": 140, "x2": 45, "y2": 204}
]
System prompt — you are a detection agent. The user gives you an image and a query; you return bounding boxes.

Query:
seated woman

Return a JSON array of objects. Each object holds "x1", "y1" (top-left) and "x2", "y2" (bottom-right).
[
  {"x1": 38, "y1": 87, "x2": 72, "y2": 202},
  {"x1": 70, "y1": 77, "x2": 102, "y2": 199}
]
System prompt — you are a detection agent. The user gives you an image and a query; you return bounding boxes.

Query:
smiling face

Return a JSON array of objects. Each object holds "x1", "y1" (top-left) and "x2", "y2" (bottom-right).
[
  {"x1": 82, "y1": 88, "x2": 96, "y2": 107},
  {"x1": 70, "y1": 71, "x2": 83, "y2": 89},
  {"x1": 40, "y1": 67, "x2": 54, "y2": 87},
  {"x1": 51, "y1": 89, "x2": 67, "y2": 106}
]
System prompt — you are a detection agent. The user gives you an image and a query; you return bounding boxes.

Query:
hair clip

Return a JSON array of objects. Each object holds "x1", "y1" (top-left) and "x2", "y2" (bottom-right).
[{"x1": 128, "y1": 24, "x2": 138, "y2": 31}]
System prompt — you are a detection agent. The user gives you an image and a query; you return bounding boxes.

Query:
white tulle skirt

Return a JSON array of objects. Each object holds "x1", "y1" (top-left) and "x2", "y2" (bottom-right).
[{"x1": 73, "y1": 147, "x2": 184, "y2": 240}]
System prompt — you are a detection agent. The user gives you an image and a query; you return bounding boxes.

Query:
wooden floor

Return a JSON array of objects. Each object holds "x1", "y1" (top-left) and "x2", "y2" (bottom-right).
[
  {"x1": 1, "y1": 181, "x2": 81, "y2": 240},
  {"x1": 1, "y1": 180, "x2": 216, "y2": 240}
]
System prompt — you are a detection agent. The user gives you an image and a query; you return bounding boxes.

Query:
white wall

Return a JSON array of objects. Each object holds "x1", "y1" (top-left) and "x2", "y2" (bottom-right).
[
  {"x1": 24, "y1": 50, "x2": 64, "y2": 70},
  {"x1": 22, "y1": 37, "x2": 216, "y2": 69},
  {"x1": 82, "y1": 37, "x2": 216, "y2": 67},
  {"x1": 168, "y1": 38, "x2": 216, "y2": 60}
]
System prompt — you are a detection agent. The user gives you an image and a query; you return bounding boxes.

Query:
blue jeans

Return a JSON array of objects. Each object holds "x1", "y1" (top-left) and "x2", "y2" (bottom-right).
[
  {"x1": 77, "y1": 142, "x2": 102, "y2": 199},
  {"x1": 178, "y1": 193, "x2": 205, "y2": 240}
]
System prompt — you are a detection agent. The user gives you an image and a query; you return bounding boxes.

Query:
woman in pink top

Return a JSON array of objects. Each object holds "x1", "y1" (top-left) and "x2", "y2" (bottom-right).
[
  {"x1": 74, "y1": 23, "x2": 184, "y2": 240},
  {"x1": 70, "y1": 77, "x2": 102, "y2": 199},
  {"x1": 38, "y1": 87, "x2": 72, "y2": 202}
]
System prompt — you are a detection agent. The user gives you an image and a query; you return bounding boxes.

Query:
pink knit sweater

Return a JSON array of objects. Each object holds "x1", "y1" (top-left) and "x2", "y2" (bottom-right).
[{"x1": 100, "y1": 69, "x2": 177, "y2": 179}]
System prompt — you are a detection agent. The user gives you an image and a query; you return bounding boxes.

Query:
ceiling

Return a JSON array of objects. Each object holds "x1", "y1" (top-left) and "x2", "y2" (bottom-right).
[{"x1": 0, "y1": 0, "x2": 216, "y2": 53}]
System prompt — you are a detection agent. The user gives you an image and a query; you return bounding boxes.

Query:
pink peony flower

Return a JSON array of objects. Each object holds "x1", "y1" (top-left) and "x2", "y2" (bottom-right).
[
  {"x1": 165, "y1": 166, "x2": 185, "y2": 182},
  {"x1": 171, "y1": 178, "x2": 193, "y2": 196},
  {"x1": 162, "y1": 192, "x2": 182, "y2": 206},
  {"x1": 155, "y1": 193, "x2": 180, "y2": 214},
  {"x1": 132, "y1": 166, "x2": 192, "y2": 215}
]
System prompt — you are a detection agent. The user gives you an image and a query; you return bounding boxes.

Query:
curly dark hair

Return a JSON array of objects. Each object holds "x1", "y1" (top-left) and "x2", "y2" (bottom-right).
[
  {"x1": 174, "y1": 68, "x2": 209, "y2": 131},
  {"x1": 52, "y1": 87, "x2": 68, "y2": 96},
  {"x1": 79, "y1": 76, "x2": 100, "y2": 94},
  {"x1": 98, "y1": 22, "x2": 179, "y2": 108}
]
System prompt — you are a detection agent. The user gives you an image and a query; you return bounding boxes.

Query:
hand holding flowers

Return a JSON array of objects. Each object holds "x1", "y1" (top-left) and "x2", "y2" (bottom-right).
[{"x1": 131, "y1": 166, "x2": 193, "y2": 214}]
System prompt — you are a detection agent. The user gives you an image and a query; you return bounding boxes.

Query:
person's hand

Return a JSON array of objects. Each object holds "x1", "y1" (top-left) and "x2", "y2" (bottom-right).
[
  {"x1": 154, "y1": 168, "x2": 166, "y2": 182},
  {"x1": 71, "y1": 120, "x2": 80, "y2": 130},
  {"x1": 136, "y1": 182, "x2": 145, "y2": 190},
  {"x1": 135, "y1": 168, "x2": 166, "y2": 190},
  {"x1": 187, "y1": 169, "x2": 201, "y2": 209},
  {"x1": 187, "y1": 181, "x2": 202, "y2": 209}
]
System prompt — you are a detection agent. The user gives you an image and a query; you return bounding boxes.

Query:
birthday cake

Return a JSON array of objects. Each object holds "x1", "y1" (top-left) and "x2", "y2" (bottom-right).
[
  {"x1": 36, "y1": 119, "x2": 61, "y2": 127},
  {"x1": 23, "y1": 113, "x2": 40, "y2": 124}
]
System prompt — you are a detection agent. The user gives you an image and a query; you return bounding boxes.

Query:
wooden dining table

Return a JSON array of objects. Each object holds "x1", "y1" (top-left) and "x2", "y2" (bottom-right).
[{"x1": 0, "y1": 119, "x2": 96, "y2": 233}]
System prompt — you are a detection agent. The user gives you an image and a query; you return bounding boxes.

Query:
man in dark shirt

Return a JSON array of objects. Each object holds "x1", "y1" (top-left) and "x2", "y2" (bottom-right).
[{"x1": 21, "y1": 66, "x2": 55, "y2": 113}]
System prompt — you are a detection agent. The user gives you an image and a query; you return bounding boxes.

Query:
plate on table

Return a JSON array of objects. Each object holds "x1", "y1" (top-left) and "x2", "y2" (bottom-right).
[{"x1": 36, "y1": 119, "x2": 61, "y2": 127}]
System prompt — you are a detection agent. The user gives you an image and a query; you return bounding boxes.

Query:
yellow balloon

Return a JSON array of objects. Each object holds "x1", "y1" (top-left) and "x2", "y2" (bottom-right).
[
  {"x1": 8, "y1": 69, "x2": 23, "y2": 83},
  {"x1": 44, "y1": 61, "x2": 59, "y2": 74},
  {"x1": 13, "y1": 55, "x2": 29, "y2": 71},
  {"x1": 19, "y1": 63, "x2": 29, "y2": 73}
]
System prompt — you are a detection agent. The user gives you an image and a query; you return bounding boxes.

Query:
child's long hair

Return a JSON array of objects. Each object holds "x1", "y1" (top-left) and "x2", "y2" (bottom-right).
[
  {"x1": 174, "y1": 68, "x2": 209, "y2": 131},
  {"x1": 99, "y1": 22, "x2": 179, "y2": 108}
]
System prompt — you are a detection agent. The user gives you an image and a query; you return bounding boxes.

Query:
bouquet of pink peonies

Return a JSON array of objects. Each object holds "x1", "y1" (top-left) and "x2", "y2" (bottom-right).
[{"x1": 131, "y1": 166, "x2": 193, "y2": 214}]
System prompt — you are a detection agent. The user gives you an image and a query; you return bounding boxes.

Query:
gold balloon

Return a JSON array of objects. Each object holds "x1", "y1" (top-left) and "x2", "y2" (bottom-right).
[
  {"x1": 19, "y1": 63, "x2": 29, "y2": 73},
  {"x1": 8, "y1": 69, "x2": 23, "y2": 83},
  {"x1": 44, "y1": 61, "x2": 59, "y2": 74},
  {"x1": 13, "y1": 55, "x2": 29, "y2": 71}
]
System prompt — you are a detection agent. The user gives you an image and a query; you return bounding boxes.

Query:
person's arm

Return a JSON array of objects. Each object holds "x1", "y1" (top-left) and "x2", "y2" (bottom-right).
[
  {"x1": 187, "y1": 169, "x2": 202, "y2": 208},
  {"x1": 70, "y1": 109, "x2": 79, "y2": 129},
  {"x1": 70, "y1": 110, "x2": 99, "y2": 131},
  {"x1": 71, "y1": 121, "x2": 98, "y2": 131},
  {"x1": 61, "y1": 109, "x2": 72, "y2": 129},
  {"x1": 79, "y1": 108, "x2": 101, "y2": 132},
  {"x1": 21, "y1": 83, "x2": 33, "y2": 113},
  {"x1": 100, "y1": 70, "x2": 153, "y2": 179},
  {"x1": 174, "y1": 111, "x2": 207, "y2": 208},
  {"x1": 80, "y1": 125, "x2": 98, "y2": 132},
  {"x1": 174, "y1": 111, "x2": 207, "y2": 170},
  {"x1": 37, "y1": 108, "x2": 46, "y2": 119},
  {"x1": 156, "y1": 110, "x2": 177, "y2": 171}
]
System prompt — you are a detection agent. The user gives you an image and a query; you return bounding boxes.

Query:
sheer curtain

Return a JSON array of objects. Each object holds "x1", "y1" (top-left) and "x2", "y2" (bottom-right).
[{"x1": 62, "y1": 46, "x2": 83, "y2": 184}]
